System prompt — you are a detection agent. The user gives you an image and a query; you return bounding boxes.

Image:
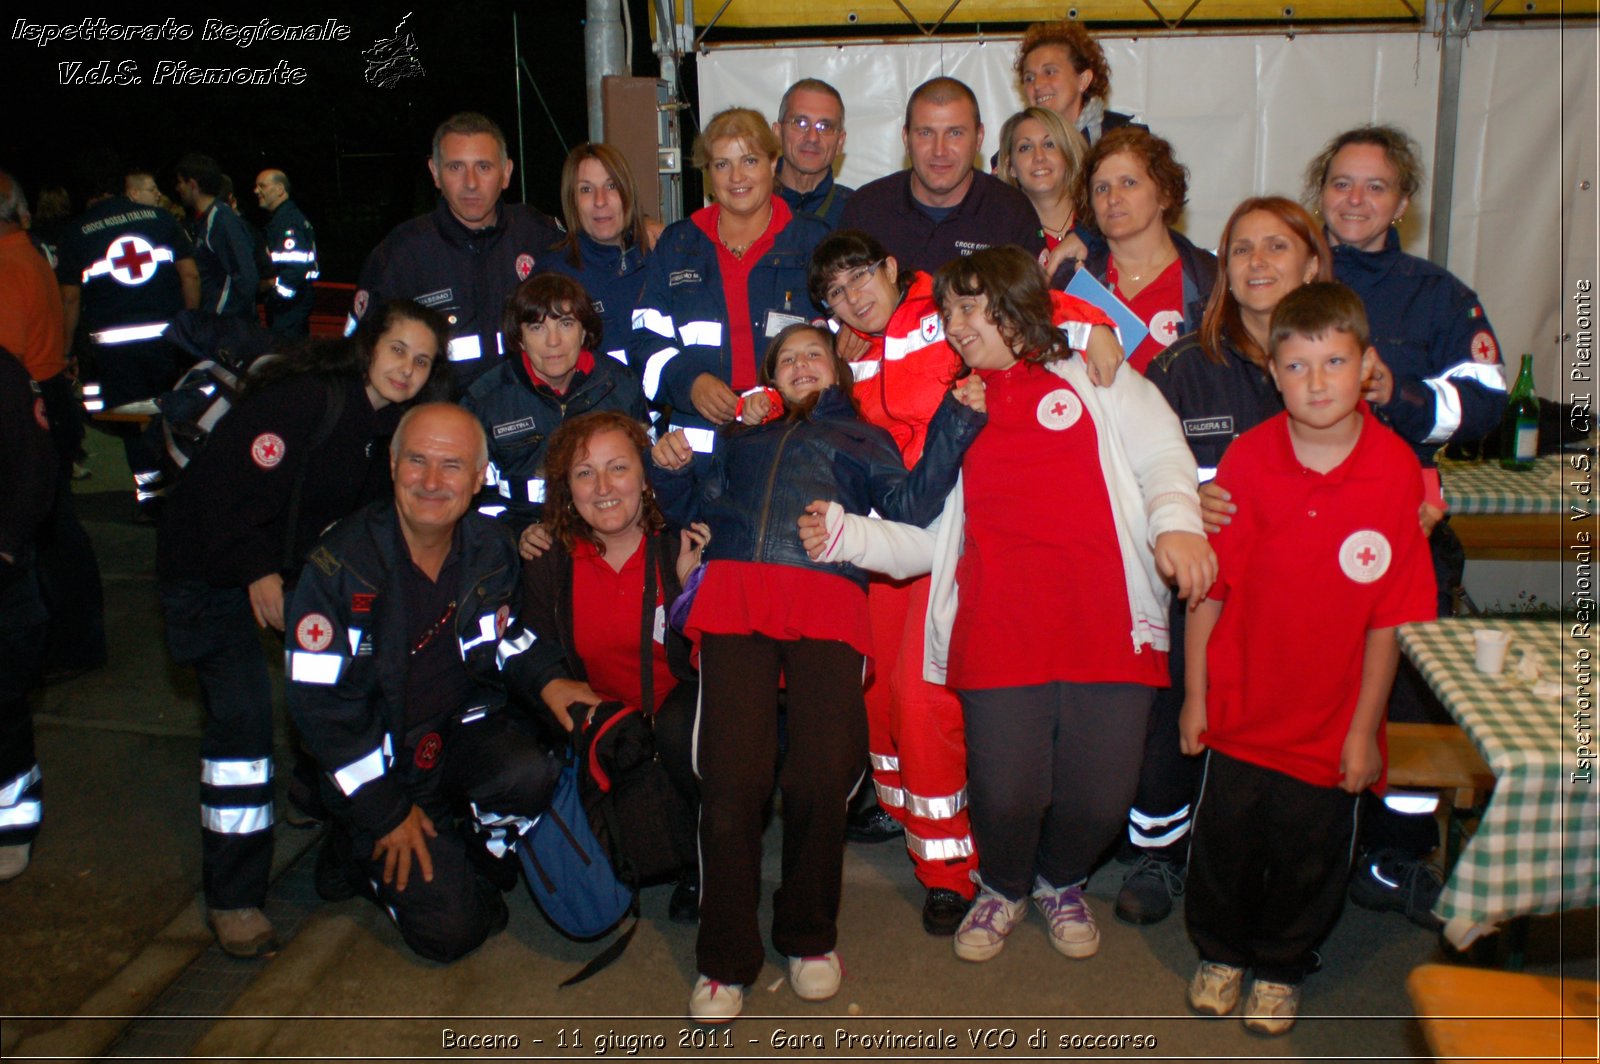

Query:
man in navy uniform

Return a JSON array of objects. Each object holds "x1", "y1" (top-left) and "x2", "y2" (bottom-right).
[{"x1": 254, "y1": 169, "x2": 319, "y2": 342}]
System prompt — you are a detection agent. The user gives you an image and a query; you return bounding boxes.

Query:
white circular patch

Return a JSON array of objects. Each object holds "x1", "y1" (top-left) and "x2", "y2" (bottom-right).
[
  {"x1": 352, "y1": 289, "x2": 369, "y2": 317},
  {"x1": 251, "y1": 432, "x2": 286, "y2": 469},
  {"x1": 1470, "y1": 329, "x2": 1500, "y2": 364},
  {"x1": 295, "y1": 613, "x2": 335, "y2": 652},
  {"x1": 515, "y1": 253, "x2": 535, "y2": 280},
  {"x1": 1339, "y1": 530, "x2": 1392, "y2": 584},
  {"x1": 1036, "y1": 388, "x2": 1083, "y2": 431},
  {"x1": 105, "y1": 235, "x2": 159, "y2": 286},
  {"x1": 1148, "y1": 309, "x2": 1185, "y2": 347}
]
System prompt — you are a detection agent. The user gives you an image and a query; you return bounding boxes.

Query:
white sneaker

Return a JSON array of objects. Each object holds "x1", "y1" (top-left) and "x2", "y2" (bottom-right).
[
  {"x1": 788, "y1": 951, "x2": 842, "y2": 1001},
  {"x1": 1031, "y1": 878, "x2": 1100, "y2": 959},
  {"x1": 953, "y1": 888, "x2": 1029, "y2": 962},
  {"x1": 1242, "y1": 978, "x2": 1302, "y2": 1036},
  {"x1": 0, "y1": 842, "x2": 31, "y2": 882},
  {"x1": 1187, "y1": 961, "x2": 1245, "y2": 1016},
  {"x1": 688, "y1": 974, "x2": 745, "y2": 1023}
]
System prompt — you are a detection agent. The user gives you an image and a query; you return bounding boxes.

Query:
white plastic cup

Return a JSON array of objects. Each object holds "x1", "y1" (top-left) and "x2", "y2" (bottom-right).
[{"x1": 1473, "y1": 628, "x2": 1511, "y2": 675}]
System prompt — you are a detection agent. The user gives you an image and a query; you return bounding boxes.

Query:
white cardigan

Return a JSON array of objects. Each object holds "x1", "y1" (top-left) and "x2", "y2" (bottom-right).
[{"x1": 818, "y1": 356, "x2": 1203, "y2": 684}]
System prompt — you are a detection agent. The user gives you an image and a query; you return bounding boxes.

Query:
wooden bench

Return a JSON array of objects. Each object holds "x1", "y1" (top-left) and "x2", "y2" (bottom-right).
[
  {"x1": 1407, "y1": 963, "x2": 1599, "y2": 1063},
  {"x1": 1387, "y1": 722, "x2": 1495, "y2": 867}
]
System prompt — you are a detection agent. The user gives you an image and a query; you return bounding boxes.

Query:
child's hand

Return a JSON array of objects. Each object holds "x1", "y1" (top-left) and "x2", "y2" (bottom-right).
[
  {"x1": 797, "y1": 500, "x2": 836, "y2": 560},
  {"x1": 1154, "y1": 531, "x2": 1217, "y2": 606},
  {"x1": 739, "y1": 389, "x2": 772, "y2": 425},
  {"x1": 652, "y1": 429, "x2": 695, "y2": 471},
  {"x1": 1082, "y1": 324, "x2": 1123, "y2": 388},
  {"x1": 951, "y1": 374, "x2": 986, "y2": 414},
  {"x1": 518, "y1": 522, "x2": 553, "y2": 561},
  {"x1": 1339, "y1": 731, "x2": 1383, "y2": 794},
  {"x1": 1199, "y1": 481, "x2": 1235, "y2": 534},
  {"x1": 1179, "y1": 695, "x2": 1208, "y2": 756},
  {"x1": 676, "y1": 522, "x2": 710, "y2": 585}
]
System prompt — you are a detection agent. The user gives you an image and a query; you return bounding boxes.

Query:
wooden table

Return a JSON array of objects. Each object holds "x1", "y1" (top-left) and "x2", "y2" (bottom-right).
[
  {"x1": 1408, "y1": 963, "x2": 1598, "y2": 1064},
  {"x1": 1439, "y1": 454, "x2": 1591, "y2": 559}
]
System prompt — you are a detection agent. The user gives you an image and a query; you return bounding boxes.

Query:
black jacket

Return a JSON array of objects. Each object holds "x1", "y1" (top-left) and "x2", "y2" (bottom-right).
[
  {"x1": 285, "y1": 502, "x2": 534, "y2": 839},
  {"x1": 839, "y1": 169, "x2": 1044, "y2": 276},
  {"x1": 1146, "y1": 330, "x2": 1283, "y2": 476},
  {"x1": 0, "y1": 349, "x2": 56, "y2": 573},
  {"x1": 651, "y1": 386, "x2": 982, "y2": 589}
]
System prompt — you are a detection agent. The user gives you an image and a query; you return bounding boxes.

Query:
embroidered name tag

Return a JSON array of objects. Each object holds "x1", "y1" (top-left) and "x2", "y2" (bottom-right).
[
  {"x1": 1183, "y1": 416, "x2": 1234, "y2": 437},
  {"x1": 415, "y1": 288, "x2": 454, "y2": 308},
  {"x1": 669, "y1": 269, "x2": 701, "y2": 287},
  {"x1": 493, "y1": 417, "x2": 536, "y2": 439}
]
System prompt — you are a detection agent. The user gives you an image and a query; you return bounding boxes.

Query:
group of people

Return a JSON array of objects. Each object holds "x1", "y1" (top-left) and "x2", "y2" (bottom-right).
[{"x1": 0, "y1": 16, "x2": 1507, "y2": 1035}]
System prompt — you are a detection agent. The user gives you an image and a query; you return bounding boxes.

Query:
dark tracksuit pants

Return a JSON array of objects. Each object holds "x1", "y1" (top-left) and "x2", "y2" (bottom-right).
[
  {"x1": 1126, "y1": 600, "x2": 1202, "y2": 859},
  {"x1": 0, "y1": 568, "x2": 48, "y2": 847},
  {"x1": 1186, "y1": 751, "x2": 1361, "y2": 985},
  {"x1": 694, "y1": 634, "x2": 868, "y2": 986}
]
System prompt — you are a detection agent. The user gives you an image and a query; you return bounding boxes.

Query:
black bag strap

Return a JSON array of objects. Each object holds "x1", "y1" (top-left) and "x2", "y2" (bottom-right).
[
  {"x1": 639, "y1": 534, "x2": 658, "y2": 720},
  {"x1": 279, "y1": 378, "x2": 347, "y2": 573}
]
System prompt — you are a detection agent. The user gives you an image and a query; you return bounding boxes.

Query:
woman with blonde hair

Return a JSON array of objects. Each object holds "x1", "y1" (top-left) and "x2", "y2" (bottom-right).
[{"x1": 995, "y1": 107, "x2": 1090, "y2": 282}]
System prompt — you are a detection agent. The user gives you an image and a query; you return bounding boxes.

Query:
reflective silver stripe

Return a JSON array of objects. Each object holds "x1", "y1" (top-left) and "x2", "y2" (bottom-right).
[
  {"x1": 477, "y1": 504, "x2": 508, "y2": 517},
  {"x1": 884, "y1": 329, "x2": 940, "y2": 361},
  {"x1": 459, "y1": 613, "x2": 498, "y2": 655},
  {"x1": 459, "y1": 706, "x2": 488, "y2": 724},
  {"x1": 343, "y1": 313, "x2": 358, "y2": 337},
  {"x1": 874, "y1": 782, "x2": 906, "y2": 808},
  {"x1": 214, "y1": 276, "x2": 232, "y2": 316},
  {"x1": 496, "y1": 628, "x2": 537, "y2": 669},
  {"x1": 333, "y1": 736, "x2": 392, "y2": 797},
  {"x1": 1129, "y1": 822, "x2": 1191, "y2": 848},
  {"x1": 200, "y1": 758, "x2": 272, "y2": 787},
  {"x1": 275, "y1": 282, "x2": 296, "y2": 299},
  {"x1": 526, "y1": 478, "x2": 546, "y2": 504},
  {"x1": 1129, "y1": 803, "x2": 1190, "y2": 831},
  {"x1": 1058, "y1": 319, "x2": 1094, "y2": 353},
  {"x1": 903, "y1": 785, "x2": 967, "y2": 821},
  {"x1": 849, "y1": 360, "x2": 881, "y2": 382},
  {"x1": 605, "y1": 348, "x2": 628, "y2": 364},
  {"x1": 289, "y1": 650, "x2": 344, "y2": 685},
  {"x1": 1421, "y1": 379, "x2": 1464, "y2": 445},
  {"x1": 905, "y1": 829, "x2": 974, "y2": 861},
  {"x1": 0, "y1": 766, "x2": 42, "y2": 807},
  {"x1": 869, "y1": 751, "x2": 900, "y2": 772},
  {"x1": 81, "y1": 246, "x2": 175, "y2": 282},
  {"x1": 633, "y1": 307, "x2": 674, "y2": 339},
  {"x1": 133, "y1": 470, "x2": 162, "y2": 485},
  {"x1": 346, "y1": 627, "x2": 364, "y2": 654},
  {"x1": 447, "y1": 335, "x2": 483, "y2": 362},
  {"x1": 1383, "y1": 791, "x2": 1440, "y2": 815},
  {"x1": 1441, "y1": 361, "x2": 1507, "y2": 391},
  {"x1": 0, "y1": 800, "x2": 42, "y2": 828},
  {"x1": 90, "y1": 322, "x2": 169, "y2": 344},
  {"x1": 680, "y1": 427, "x2": 716, "y2": 454},
  {"x1": 270, "y1": 250, "x2": 316, "y2": 263},
  {"x1": 201, "y1": 803, "x2": 274, "y2": 834},
  {"x1": 1196, "y1": 466, "x2": 1218, "y2": 484},
  {"x1": 642, "y1": 346, "x2": 678, "y2": 399},
  {"x1": 678, "y1": 320, "x2": 722, "y2": 347}
]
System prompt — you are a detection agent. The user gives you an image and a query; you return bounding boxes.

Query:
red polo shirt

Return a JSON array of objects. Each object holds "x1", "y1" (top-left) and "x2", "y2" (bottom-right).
[
  {"x1": 571, "y1": 537, "x2": 676, "y2": 712},
  {"x1": 1107, "y1": 256, "x2": 1183, "y2": 375},
  {"x1": 1202, "y1": 407, "x2": 1437, "y2": 791}
]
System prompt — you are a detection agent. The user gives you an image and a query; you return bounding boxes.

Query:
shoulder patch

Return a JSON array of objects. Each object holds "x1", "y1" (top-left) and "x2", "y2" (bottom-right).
[
  {"x1": 1470, "y1": 330, "x2": 1500, "y2": 364},
  {"x1": 515, "y1": 253, "x2": 535, "y2": 280},
  {"x1": 307, "y1": 546, "x2": 341, "y2": 577},
  {"x1": 295, "y1": 613, "x2": 335, "y2": 652},
  {"x1": 251, "y1": 433, "x2": 286, "y2": 469}
]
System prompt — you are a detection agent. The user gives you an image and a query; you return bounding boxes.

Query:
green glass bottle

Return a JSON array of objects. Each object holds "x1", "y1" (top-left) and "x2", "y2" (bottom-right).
[{"x1": 1498, "y1": 354, "x2": 1539, "y2": 471}]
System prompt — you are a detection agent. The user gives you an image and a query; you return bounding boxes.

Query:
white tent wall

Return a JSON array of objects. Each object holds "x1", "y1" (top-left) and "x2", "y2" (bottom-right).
[{"x1": 698, "y1": 25, "x2": 1598, "y2": 395}]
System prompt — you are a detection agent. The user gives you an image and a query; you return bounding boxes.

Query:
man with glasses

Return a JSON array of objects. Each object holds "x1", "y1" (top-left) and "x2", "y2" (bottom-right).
[{"x1": 773, "y1": 79, "x2": 854, "y2": 230}]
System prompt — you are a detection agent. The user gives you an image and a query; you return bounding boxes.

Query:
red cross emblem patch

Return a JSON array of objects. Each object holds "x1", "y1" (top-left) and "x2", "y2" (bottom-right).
[
  {"x1": 352, "y1": 289, "x2": 369, "y2": 318},
  {"x1": 515, "y1": 253, "x2": 535, "y2": 280},
  {"x1": 920, "y1": 313, "x2": 941, "y2": 344},
  {"x1": 1148, "y1": 310, "x2": 1184, "y2": 348},
  {"x1": 107, "y1": 236, "x2": 158, "y2": 285},
  {"x1": 295, "y1": 612, "x2": 335, "y2": 652},
  {"x1": 1470, "y1": 330, "x2": 1500, "y2": 364},
  {"x1": 1339, "y1": 530, "x2": 1392, "y2": 584},
  {"x1": 251, "y1": 432, "x2": 286, "y2": 469},
  {"x1": 1036, "y1": 388, "x2": 1083, "y2": 431},
  {"x1": 413, "y1": 732, "x2": 442, "y2": 770}
]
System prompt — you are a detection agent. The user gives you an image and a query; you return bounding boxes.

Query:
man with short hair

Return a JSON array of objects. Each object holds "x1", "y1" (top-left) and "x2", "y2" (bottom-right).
[
  {"x1": 174, "y1": 152, "x2": 259, "y2": 320},
  {"x1": 839, "y1": 77, "x2": 1042, "y2": 275},
  {"x1": 125, "y1": 171, "x2": 161, "y2": 208},
  {"x1": 254, "y1": 169, "x2": 319, "y2": 341},
  {"x1": 287, "y1": 403, "x2": 558, "y2": 963},
  {"x1": 773, "y1": 78, "x2": 853, "y2": 230},
  {"x1": 350, "y1": 112, "x2": 562, "y2": 389}
]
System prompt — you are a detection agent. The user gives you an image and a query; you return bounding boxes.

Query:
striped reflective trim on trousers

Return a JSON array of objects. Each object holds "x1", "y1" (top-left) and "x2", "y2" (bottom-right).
[
  {"x1": 471, "y1": 801, "x2": 537, "y2": 858},
  {"x1": 0, "y1": 765, "x2": 42, "y2": 807},
  {"x1": 333, "y1": 736, "x2": 393, "y2": 797},
  {"x1": 1128, "y1": 803, "x2": 1192, "y2": 848},
  {"x1": 902, "y1": 785, "x2": 968, "y2": 821},
  {"x1": 874, "y1": 781, "x2": 905, "y2": 808},
  {"x1": 0, "y1": 801, "x2": 42, "y2": 829},
  {"x1": 200, "y1": 757, "x2": 272, "y2": 787},
  {"x1": 905, "y1": 829, "x2": 974, "y2": 861},
  {"x1": 200, "y1": 802, "x2": 273, "y2": 834}
]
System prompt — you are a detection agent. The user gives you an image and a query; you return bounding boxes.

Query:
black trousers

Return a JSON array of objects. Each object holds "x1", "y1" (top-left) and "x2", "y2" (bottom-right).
[
  {"x1": 694, "y1": 634, "x2": 868, "y2": 985},
  {"x1": 1186, "y1": 751, "x2": 1360, "y2": 984},
  {"x1": 1127, "y1": 601, "x2": 1201, "y2": 859},
  {"x1": 0, "y1": 568, "x2": 48, "y2": 847}
]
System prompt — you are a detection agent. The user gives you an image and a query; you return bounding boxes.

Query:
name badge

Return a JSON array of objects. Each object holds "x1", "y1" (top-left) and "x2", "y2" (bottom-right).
[
  {"x1": 764, "y1": 310, "x2": 806, "y2": 337},
  {"x1": 653, "y1": 604, "x2": 667, "y2": 645}
]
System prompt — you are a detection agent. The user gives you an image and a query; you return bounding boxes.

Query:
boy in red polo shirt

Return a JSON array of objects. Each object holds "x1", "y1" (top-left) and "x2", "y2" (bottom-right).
[{"x1": 1178, "y1": 282, "x2": 1436, "y2": 1035}]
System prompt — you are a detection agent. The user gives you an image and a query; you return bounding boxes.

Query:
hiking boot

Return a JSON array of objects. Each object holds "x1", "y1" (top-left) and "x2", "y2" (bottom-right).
[
  {"x1": 921, "y1": 887, "x2": 972, "y2": 936},
  {"x1": 1349, "y1": 847, "x2": 1444, "y2": 929},
  {"x1": 1031, "y1": 878, "x2": 1100, "y2": 959},
  {"x1": 953, "y1": 888, "x2": 1028, "y2": 962},
  {"x1": 668, "y1": 869, "x2": 700, "y2": 924},
  {"x1": 0, "y1": 842, "x2": 31, "y2": 882},
  {"x1": 688, "y1": 974, "x2": 744, "y2": 1023},
  {"x1": 788, "y1": 951, "x2": 842, "y2": 1001},
  {"x1": 207, "y1": 907, "x2": 278, "y2": 959},
  {"x1": 1187, "y1": 961, "x2": 1245, "y2": 1016},
  {"x1": 845, "y1": 803, "x2": 901, "y2": 844},
  {"x1": 1114, "y1": 853, "x2": 1186, "y2": 925},
  {"x1": 1242, "y1": 978, "x2": 1302, "y2": 1036}
]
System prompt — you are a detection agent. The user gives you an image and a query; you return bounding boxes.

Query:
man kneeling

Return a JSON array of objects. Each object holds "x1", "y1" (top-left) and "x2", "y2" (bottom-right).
[{"x1": 287, "y1": 403, "x2": 556, "y2": 962}]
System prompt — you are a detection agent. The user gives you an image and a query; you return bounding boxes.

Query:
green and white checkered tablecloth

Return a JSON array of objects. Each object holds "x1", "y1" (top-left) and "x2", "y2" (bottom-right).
[
  {"x1": 1437, "y1": 455, "x2": 1566, "y2": 515},
  {"x1": 1397, "y1": 618, "x2": 1597, "y2": 944}
]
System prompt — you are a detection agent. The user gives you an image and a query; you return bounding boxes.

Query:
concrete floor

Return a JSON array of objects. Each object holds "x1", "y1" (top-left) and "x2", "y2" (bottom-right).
[{"x1": 3, "y1": 426, "x2": 1594, "y2": 1062}]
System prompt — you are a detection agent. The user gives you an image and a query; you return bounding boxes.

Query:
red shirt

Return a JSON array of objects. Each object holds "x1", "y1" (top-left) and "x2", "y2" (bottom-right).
[
  {"x1": 1202, "y1": 407, "x2": 1437, "y2": 791},
  {"x1": 571, "y1": 538, "x2": 676, "y2": 712},
  {"x1": 0, "y1": 230, "x2": 66, "y2": 382},
  {"x1": 685, "y1": 560, "x2": 872, "y2": 661},
  {"x1": 846, "y1": 272, "x2": 963, "y2": 465},
  {"x1": 948, "y1": 359, "x2": 1168, "y2": 690},
  {"x1": 1108, "y1": 256, "x2": 1183, "y2": 374},
  {"x1": 692, "y1": 197, "x2": 792, "y2": 392}
]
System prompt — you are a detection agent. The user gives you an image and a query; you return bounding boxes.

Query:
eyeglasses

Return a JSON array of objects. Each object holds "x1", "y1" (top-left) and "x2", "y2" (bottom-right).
[
  {"x1": 823, "y1": 259, "x2": 884, "y2": 308},
  {"x1": 782, "y1": 115, "x2": 840, "y2": 136}
]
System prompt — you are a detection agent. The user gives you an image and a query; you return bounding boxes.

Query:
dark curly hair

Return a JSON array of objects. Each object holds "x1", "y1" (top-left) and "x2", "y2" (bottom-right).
[
  {"x1": 1076, "y1": 127, "x2": 1188, "y2": 234},
  {"x1": 542, "y1": 410, "x2": 664, "y2": 556},
  {"x1": 245, "y1": 298, "x2": 453, "y2": 403},
  {"x1": 1302, "y1": 123, "x2": 1425, "y2": 206},
  {"x1": 1015, "y1": 21, "x2": 1112, "y2": 105},
  {"x1": 806, "y1": 229, "x2": 913, "y2": 313},
  {"x1": 501, "y1": 272, "x2": 603, "y2": 359},
  {"x1": 933, "y1": 247, "x2": 1073, "y2": 365}
]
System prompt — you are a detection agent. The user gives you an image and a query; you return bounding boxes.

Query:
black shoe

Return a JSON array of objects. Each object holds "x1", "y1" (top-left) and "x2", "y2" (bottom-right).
[
  {"x1": 1349, "y1": 847, "x2": 1444, "y2": 929},
  {"x1": 921, "y1": 887, "x2": 972, "y2": 936},
  {"x1": 669, "y1": 869, "x2": 700, "y2": 924},
  {"x1": 466, "y1": 838, "x2": 521, "y2": 893},
  {"x1": 845, "y1": 803, "x2": 902, "y2": 844},
  {"x1": 313, "y1": 826, "x2": 362, "y2": 902},
  {"x1": 1114, "y1": 853, "x2": 1186, "y2": 925}
]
